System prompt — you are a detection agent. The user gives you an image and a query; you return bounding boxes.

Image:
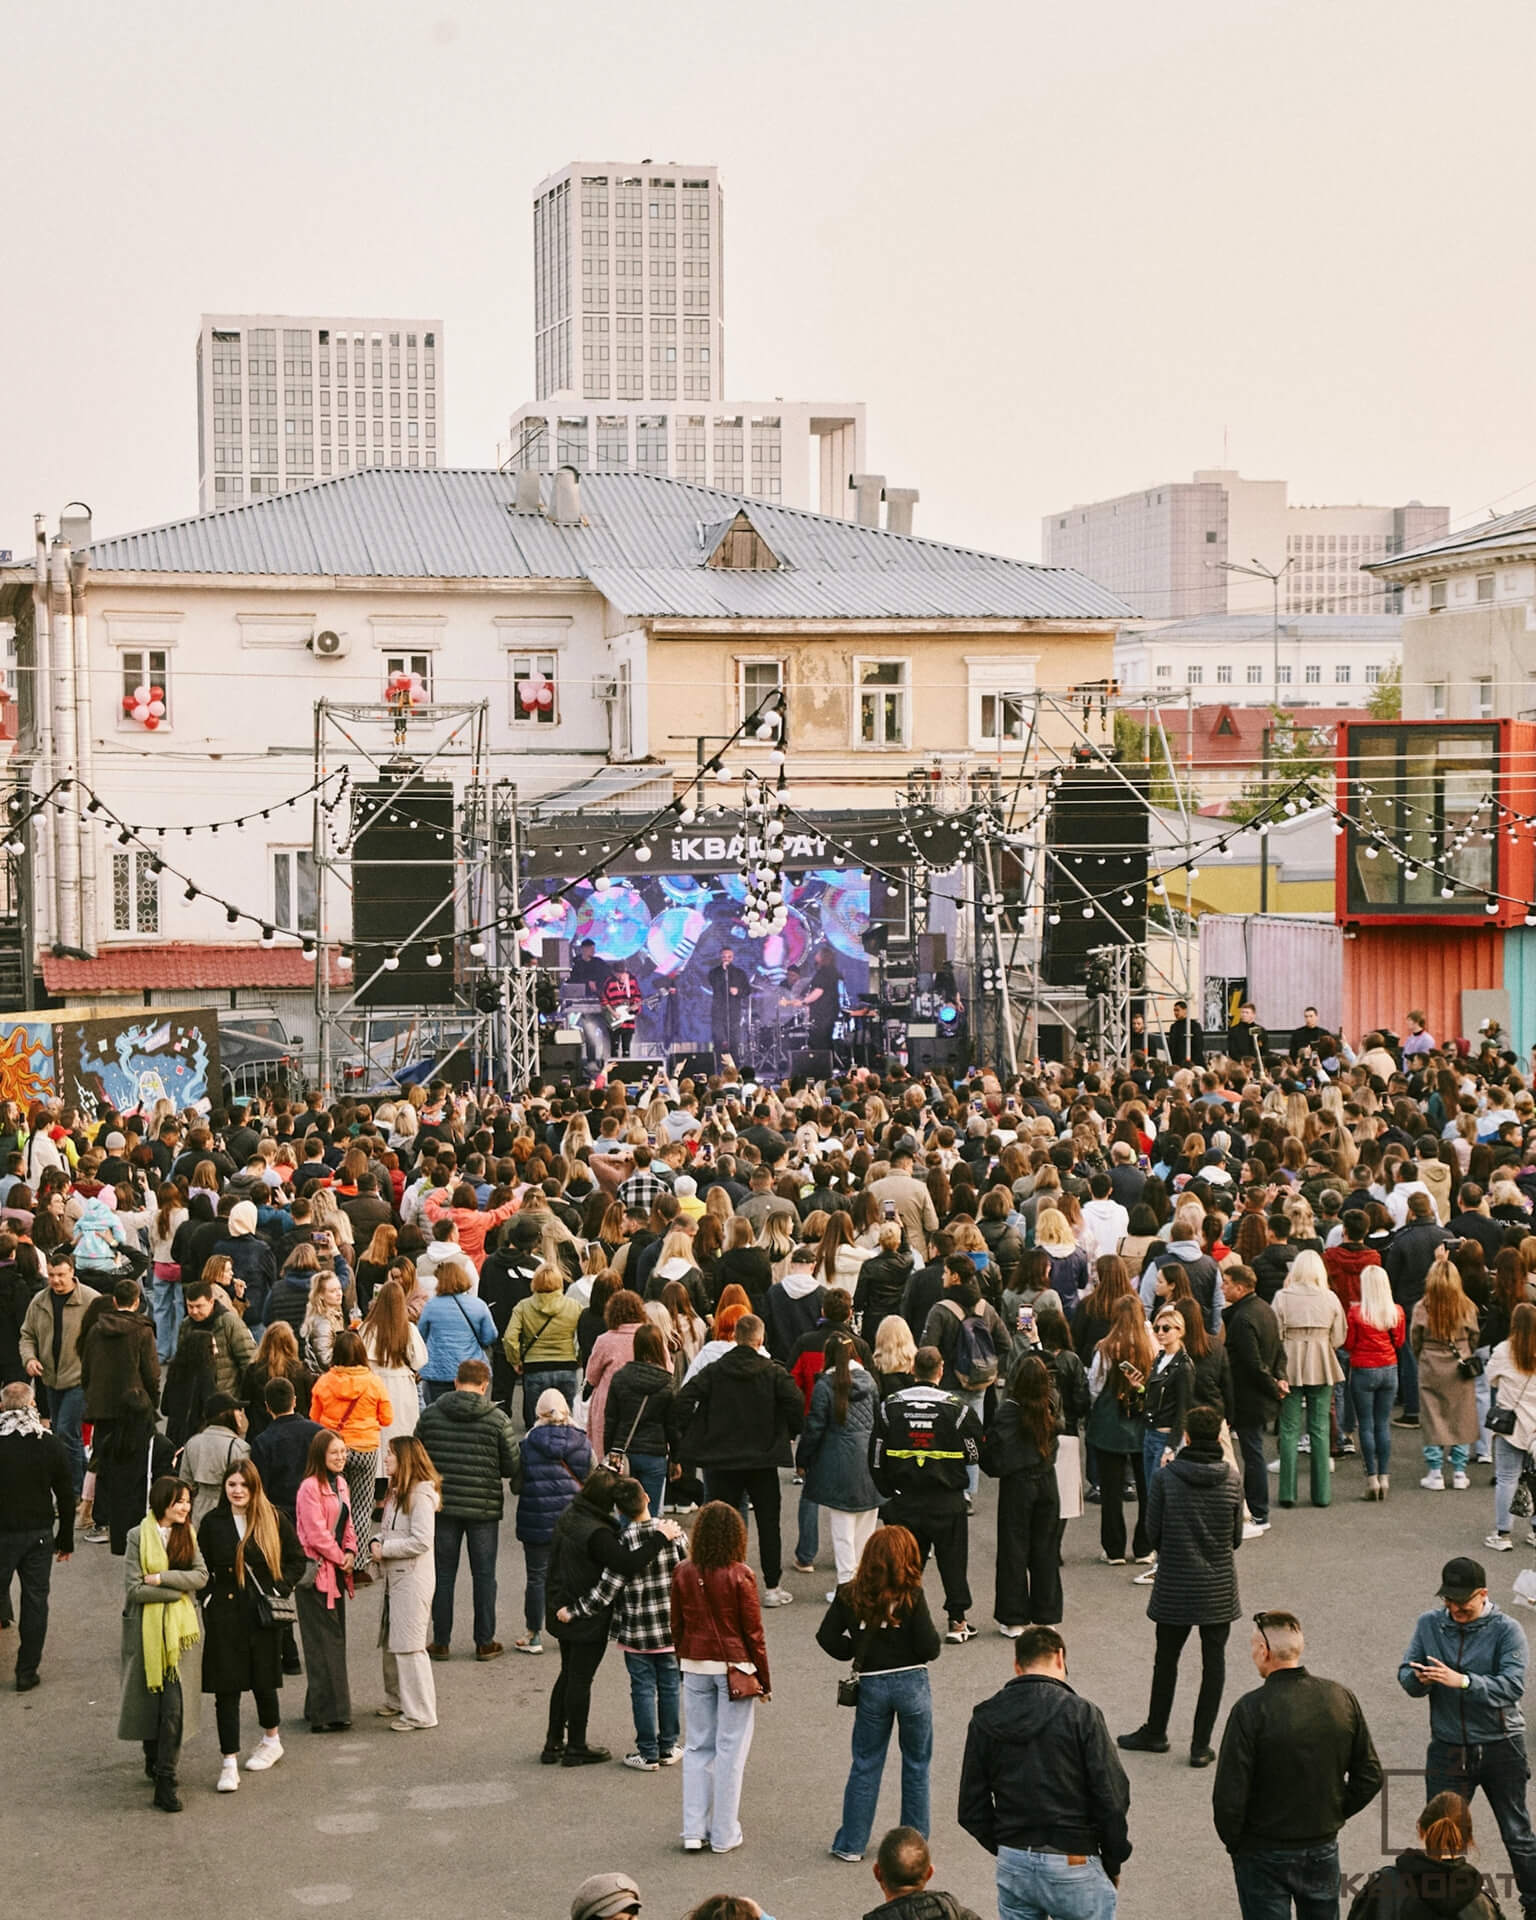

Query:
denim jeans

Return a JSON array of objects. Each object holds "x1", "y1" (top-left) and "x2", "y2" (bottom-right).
[
  {"x1": 628, "y1": 1451, "x2": 668, "y2": 1521},
  {"x1": 1495, "y1": 1433, "x2": 1528, "y2": 1534},
  {"x1": 1231, "y1": 1842, "x2": 1340, "y2": 1920},
  {"x1": 997, "y1": 1846, "x2": 1117, "y2": 1920},
  {"x1": 422, "y1": 1378, "x2": 457, "y2": 1405},
  {"x1": 831, "y1": 1666, "x2": 932, "y2": 1857},
  {"x1": 1143, "y1": 1427, "x2": 1173, "y2": 1493},
  {"x1": 682, "y1": 1670, "x2": 757, "y2": 1850},
  {"x1": 521, "y1": 1367, "x2": 579, "y2": 1431},
  {"x1": 1397, "y1": 1332, "x2": 1419, "y2": 1416},
  {"x1": 0, "y1": 1529, "x2": 53, "y2": 1680},
  {"x1": 1423, "y1": 1443, "x2": 1470, "y2": 1476},
  {"x1": 1475, "y1": 1351, "x2": 1493, "y2": 1457},
  {"x1": 1331, "y1": 1347, "x2": 1354, "y2": 1436},
  {"x1": 431, "y1": 1514, "x2": 499, "y2": 1647},
  {"x1": 623, "y1": 1648, "x2": 680, "y2": 1762},
  {"x1": 1235, "y1": 1425, "x2": 1270, "y2": 1524},
  {"x1": 522, "y1": 1539, "x2": 551, "y2": 1634},
  {"x1": 43, "y1": 1385, "x2": 85, "y2": 1499},
  {"x1": 1350, "y1": 1364, "x2": 1397, "y2": 1477},
  {"x1": 149, "y1": 1268, "x2": 184, "y2": 1363},
  {"x1": 1427, "y1": 1734, "x2": 1536, "y2": 1911},
  {"x1": 795, "y1": 1490, "x2": 820, "y2": 1567},
  {"x1": 1277, "y1": 1385, "x2": 1332, "y2": 1506}
]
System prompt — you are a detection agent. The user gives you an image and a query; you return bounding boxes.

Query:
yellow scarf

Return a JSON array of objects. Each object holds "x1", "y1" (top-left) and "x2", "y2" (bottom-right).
[{"x1": 139, "y1": 1515, "x2": 200, "y2": 1692}]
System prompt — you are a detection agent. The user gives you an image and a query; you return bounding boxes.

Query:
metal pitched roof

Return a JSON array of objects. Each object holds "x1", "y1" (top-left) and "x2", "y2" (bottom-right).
[
  {"x1": 71, "y1": 469, "x2": 1134, "y2": 621},
  {"x1": 1365, "y1": 501, "x2": 1536, "y2": 573}
]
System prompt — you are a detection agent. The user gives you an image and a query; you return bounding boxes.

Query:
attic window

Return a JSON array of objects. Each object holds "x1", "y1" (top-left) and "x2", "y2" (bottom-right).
[
  {"x1": 705, "y1": 510, "x2": 782, "y2": 572},
  {"x1": 1215, "y1": 712, "x2": 1236, "y2": 736}
]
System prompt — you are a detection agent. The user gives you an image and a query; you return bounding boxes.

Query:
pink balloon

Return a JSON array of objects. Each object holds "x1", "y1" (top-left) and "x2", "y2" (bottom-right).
[
  {"x1": 131, "y1": 706, "x2": 151, "y2": 724},
  {"x1": 133, "y1": 683, "x2": 150, "y2": 701},
  {"x1": 147, "y1": 699, "x2": 166, "y2": 718},
  {"x1": 518, "y1": 683, "x2": 541, "y2": 710},
  {"x1": 536, "y1": 686, "x2": 554, "y2": 708}
]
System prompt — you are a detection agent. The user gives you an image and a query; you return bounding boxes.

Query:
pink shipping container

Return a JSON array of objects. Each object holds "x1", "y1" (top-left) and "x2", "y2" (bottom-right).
[
  {"x1": 1198, "y1": 916, "x2": 1343, "y2": 1034},
  {"x1": 1341, "y1": 925, "x2": 1502, "y2": 1048}
]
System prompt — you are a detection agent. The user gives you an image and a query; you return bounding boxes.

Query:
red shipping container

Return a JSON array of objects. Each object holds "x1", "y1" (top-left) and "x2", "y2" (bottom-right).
[
  {"x1": 1341, "y1": 924, "x2": 1503, "y2": 1048},
  {"x1": 1335, "y1": 719, "x2": 1536, "y2": 929}
]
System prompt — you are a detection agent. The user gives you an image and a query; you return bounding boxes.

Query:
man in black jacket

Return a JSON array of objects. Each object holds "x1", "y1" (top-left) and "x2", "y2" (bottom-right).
[
  {"x1": 1213, "y1": 1608, "x2": 1381, "y2": 1918},
  {"x1": 0, "y1": 1379, "x2": 76, "y2": 1689},
  {"x1": 416, "y1": 1359, "x2": 522, "y2": 1660},
  {"x1": 673, "y1": 1316, "x2": 803, "y2": 1606},
  {"x1": 1447, "y1": 1182, "x2": 1506, "y2": 1266},
  {"x1": 959, "y1": 1624, "x2": 1131, "y2": 1914},
  {"x1": 1220, "y1": 1265, "x2": 1287, "y2": 1532},
  {"x1": 865, "y1": 1828, "x2": 983, "y2": 1920},
  {"x1": 871, "y1": 1350, "x2": 983, "y2": 1642},
  {"x1": 1168, "y1": 1000, "x2": 1205, "y2": 1068}
]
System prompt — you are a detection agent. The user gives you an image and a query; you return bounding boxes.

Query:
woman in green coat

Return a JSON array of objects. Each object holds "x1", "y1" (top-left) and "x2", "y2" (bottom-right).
[{"x1": 119, "y1": 1476, "x2": 208, "y2": 1812}]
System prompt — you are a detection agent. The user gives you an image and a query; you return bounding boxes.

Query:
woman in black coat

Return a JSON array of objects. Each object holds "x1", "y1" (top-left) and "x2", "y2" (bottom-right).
[
  {"x1": 603, "y1": 1324, "x2": 677, "y2": 1520},
  {"x1": 981, "y1": 1355, "x2": 1063, "y2": 1633},
  {"x1": 1117, "y1": 1404, "x2": 1243, "y2": 1768},
  {"x1": 200, "y1": 1457, "x2": 305, "y2": 1790}
]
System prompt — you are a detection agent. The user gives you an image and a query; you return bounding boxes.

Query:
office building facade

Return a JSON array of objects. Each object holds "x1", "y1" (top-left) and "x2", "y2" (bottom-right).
[{"x1": 196, "y1": 314, "x2": 444, "y2": 510}]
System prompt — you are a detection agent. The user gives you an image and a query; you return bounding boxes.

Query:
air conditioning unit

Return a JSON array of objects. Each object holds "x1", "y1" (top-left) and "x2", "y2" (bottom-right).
[
  {"x1": 308, "y1": 629, "x2": 350, "y2": 659},
  {"x1": 593, "y1": 677, "x2": 619, "y2": 702}
]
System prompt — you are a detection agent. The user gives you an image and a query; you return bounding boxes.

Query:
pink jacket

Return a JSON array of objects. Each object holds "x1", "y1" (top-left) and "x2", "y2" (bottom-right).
[
  {"x1": 296, "y1": 1473, "x2": 358, "y2": 1610},
  {"x1": 584, "y1": 1323, "x2": 641, "y2": 1460},
  {"x1": 422, "y1": 1192, "x2": 520, "y2": 1271}
]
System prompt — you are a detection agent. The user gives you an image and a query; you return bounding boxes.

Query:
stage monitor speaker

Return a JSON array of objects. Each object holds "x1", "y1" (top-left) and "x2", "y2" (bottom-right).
[
  {"x1": 1040, "y1": 765, "x2": 1149, "y2": 988},
  {"x1": 607, "y1": 1060, "x2": 652, "y2": 1084},
  {"x1": 671, "y1": 1051, "x2": 716, "y2": 1080},
  {"x1": 541, "y1": 938, "x2": 570, "y2": 971},
  {"x1": 1035, "y1": 1021, "x2": 1068, "y2": 1064},
  {"x1": 538, "y1": 1038, "x2": 583, "y2": 1074},
  {"x1": 917, "y1": 931, "x2": 947, "y2": 974},
  {"x1": 907, "y1": 1031, "x2": 970, "y2": 1075},
  {"x1": 351, "y1": 779, "x2": 457, "y2": 1006}
]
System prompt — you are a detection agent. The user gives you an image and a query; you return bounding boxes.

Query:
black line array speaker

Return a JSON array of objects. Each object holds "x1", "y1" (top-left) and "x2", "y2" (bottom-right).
[
  {"x1": 351, "y1": 779, "x2": 457, "y2": 1006},
  {"x1": 1040, "y1": 766, "x2": 1149, "y2": 988}
]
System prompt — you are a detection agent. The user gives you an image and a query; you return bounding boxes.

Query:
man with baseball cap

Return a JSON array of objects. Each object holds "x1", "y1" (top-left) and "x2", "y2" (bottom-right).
[
  {"x1": 569, "y1": 1871, "x2": 640, "y2": 1920},
  {"x1": 1398, "y1": 1556, "x2": 1536, "y2": 1917}
]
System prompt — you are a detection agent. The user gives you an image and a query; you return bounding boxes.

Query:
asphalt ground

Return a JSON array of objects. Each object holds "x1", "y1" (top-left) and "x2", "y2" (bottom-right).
[{"x1": 4, "y1": 1439, "x2": 1533, "y2": 1920}]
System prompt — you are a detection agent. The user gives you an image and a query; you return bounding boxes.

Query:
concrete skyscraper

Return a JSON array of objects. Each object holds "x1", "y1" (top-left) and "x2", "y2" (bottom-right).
[{"x1": 196, "y1": 314, "x2": 443, "y2": 511}]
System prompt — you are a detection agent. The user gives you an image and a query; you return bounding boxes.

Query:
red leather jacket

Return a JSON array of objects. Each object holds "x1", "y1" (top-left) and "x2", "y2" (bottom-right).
[{"x1": 669, "y1": 1560, "x2": 770, "y2": 1693}]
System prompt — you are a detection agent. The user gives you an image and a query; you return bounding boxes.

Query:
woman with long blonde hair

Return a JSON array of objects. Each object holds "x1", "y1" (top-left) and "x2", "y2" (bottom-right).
[
  {"x1": 1411, "y1": 1246, "x2": 1482, "y2": 1492},
  {"x1": 301, "y1": 1269, "x2": 346, "y2": 1373},
  {"x1": 361, "y1": 1279, "x2": 429, "y2": 1469},
  {"x1": 200, "y1": 1458, "x2": 305, "y2": 1790},
  {"x1": 1274, "y1": 1251, "x2": 1346, "y2": 1508},
  {"x1": 1344, "y1": 1264, "x2": 1406, "y2": 1499},
  {"x1": 369, "y1": 1434, "x2": 441, "y2": 1730},
  {"x1": 310, "y1": 1185, "x2": 354, "y2": 1254}
]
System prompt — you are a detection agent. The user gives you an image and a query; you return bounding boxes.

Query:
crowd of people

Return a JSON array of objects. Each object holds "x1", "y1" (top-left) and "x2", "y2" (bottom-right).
[{"x1": 3, "y1": 1019, "x2": 1536, "y2": 1917}]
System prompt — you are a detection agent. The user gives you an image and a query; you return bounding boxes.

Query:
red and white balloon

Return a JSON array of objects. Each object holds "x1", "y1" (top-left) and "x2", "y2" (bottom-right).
[
  {"x1": 517, "y1": 673, "x2": 554, "y2": 713},
  {"x1": 122, "y1": 683, "x2": 167, "y2": 731},
  {"x1": 385, "y1": 670, "x2": 427, "y2": 708}
]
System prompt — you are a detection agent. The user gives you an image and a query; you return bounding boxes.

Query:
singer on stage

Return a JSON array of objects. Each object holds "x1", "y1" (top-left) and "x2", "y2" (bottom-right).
[
  {"x1": 708, "y1": 944, "x2": 749, "y2": 1068},
  {"x1": 803, "y1": 946, "x2": 843, "y2": 1055}
]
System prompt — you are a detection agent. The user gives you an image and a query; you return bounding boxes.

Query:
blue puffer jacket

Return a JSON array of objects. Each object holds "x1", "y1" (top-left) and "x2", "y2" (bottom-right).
[
  {"x1": 515, "y1": 1420, "x2": 593, "y2": 1544},
  {"x1": 1398, "y1": 1600, "x2": 1528, "y2": 1744}
]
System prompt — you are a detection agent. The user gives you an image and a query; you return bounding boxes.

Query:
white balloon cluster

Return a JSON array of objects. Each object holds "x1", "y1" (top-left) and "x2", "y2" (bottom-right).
[{"x1": 740, "y1": 702, "x2": 790, "y2": 940}]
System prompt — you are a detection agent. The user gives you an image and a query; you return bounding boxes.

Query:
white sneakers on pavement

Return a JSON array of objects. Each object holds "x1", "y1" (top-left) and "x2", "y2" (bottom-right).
[
  {"x1": 217, "y1": 1756, "x2": 241, "y2": 1792},
  {"x1": 761, "y1": 1587, "x2": 794, "y2": 1608},
  {"x1": 244, "y1": 1735, "x2": 283, "y2": 1772}
]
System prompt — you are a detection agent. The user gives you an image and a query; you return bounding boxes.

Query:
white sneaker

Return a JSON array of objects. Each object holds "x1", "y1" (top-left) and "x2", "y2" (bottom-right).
[
  {"x1": 1453, "y1": 1471, "x2": 1471, "y2": 1490},
  {"x1": 1486, "y1": 1533, "x2": 1514, "y2": 1552},
  {"x1": 1298, "y1": 1434, "x2": 1311, "y2": 1454},
  {"x1": 244, "y1": 1735, "x2": 283, "y2": 1772},
  {"x1": 998, "y1": 1624, "x2": 1024, "y2": 1638},
  {"x1": 1242, "y1": 1522, "x2": 1269, "y2": 1540},
  {"x1": 1132, "y1": 1568, "x2": 1157, "y2": 1585},
  {"x1": 1267, "y1": 1459, "x2": 1281, "y2": 1473},
  {"x1": 217, "y1": 1756, "x2": 241, "y2": 1793},
  {"x1": 761, "y1": 1587, "x2": 794, "y2": 1608},
  {"x1": 623, "y1": 1751, "x2": 659, "y2": 1771},
  {"x1": 1420, "y1": 1470, "x2": 1445, "y2": 1491}
]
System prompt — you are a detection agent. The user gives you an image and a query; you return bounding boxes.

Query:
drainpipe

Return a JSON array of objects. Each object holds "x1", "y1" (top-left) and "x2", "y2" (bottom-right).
[
  {"x1": 70, "y1": 548, "x2": 97, "y2": 955},
  {"x1": 48, "y1": 537, "x2": 80, "y2": 952},
  {"x1": 30, "y1": 520, "x2": 55, "y2": 951}
]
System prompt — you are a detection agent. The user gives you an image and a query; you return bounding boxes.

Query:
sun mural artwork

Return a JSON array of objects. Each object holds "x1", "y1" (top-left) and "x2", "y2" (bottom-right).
[{"x1": 0, "y1": 1023, "x2": 57, "y2": 1109}]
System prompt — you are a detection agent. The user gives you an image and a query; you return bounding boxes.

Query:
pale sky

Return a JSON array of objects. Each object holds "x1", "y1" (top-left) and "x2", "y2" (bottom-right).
[{"x1": 3, "y1": 0, "x2": 1533, "y2": 567}]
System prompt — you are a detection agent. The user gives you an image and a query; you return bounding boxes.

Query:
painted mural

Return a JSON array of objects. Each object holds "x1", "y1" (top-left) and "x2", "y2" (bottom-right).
[
  {"x1": 59, "y1": 1015, "x2": 218, "y2": 1120},
  {"x1": 0, "y1": 1007, "x2": 220, "y2": 1121}
]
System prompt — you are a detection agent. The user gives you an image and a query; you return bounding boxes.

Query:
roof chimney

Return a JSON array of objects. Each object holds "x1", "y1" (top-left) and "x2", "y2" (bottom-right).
[
  {"x1": 550, "y1": 466, "x2": 582, "y2": 526},
  {"x1": 884, "y1": 488, "x2": 919, "y2": 536},
  {"x1": 849, "y1": 473, "x2": 885, "y2": 528},
  {"x1": 60, "y1": 501, "x2": 92, "y2": 551},
  {"x1": 513, "y1": 468, "x2": 542, "y2": 513}
]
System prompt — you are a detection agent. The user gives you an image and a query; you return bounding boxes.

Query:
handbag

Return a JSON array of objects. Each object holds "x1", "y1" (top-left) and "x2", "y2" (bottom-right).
[
  {"x1": 1489, "y1": 1368, "x2": 1535, "y2": 1437},
  {"x1": 605, "y1": 1394, "x2": 651, "y2": 1478},
  {"x1": 837, "y1": 1617, "x2": 875, "y2": 1709},
  {"x1": 1053, "y1": 1433, "x2": 1085, "y2": 1522},
  {"x1": 698, "y1": 1567, "x2": 763, "y2": 1701}
]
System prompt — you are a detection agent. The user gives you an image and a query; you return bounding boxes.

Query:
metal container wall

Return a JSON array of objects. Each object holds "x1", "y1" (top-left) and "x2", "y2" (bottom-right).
[
  {"x1": 1341, "y1": 925, "x2": 1502, "y2": 1045},
  {"x1": 1199, "y1": 915, "x2": 1343, "y2": 1031},
  {"x1": 1500, "y1": 927, "x2": 1536, "y2": 1059}
]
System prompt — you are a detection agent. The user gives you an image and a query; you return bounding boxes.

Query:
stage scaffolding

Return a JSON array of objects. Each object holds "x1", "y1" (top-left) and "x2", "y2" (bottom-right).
[{"x1": 311, "y1": 698, "x2": 539, "y2": 1097}]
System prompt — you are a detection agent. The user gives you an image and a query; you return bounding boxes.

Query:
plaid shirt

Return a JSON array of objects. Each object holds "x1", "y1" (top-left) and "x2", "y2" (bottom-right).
[
  {"x1": 618, "y1": 1169, "x2": 670, "y2": 1213},
  {"x1": 570, "y1": 1518, "x2": 687, "y2": 1652}
]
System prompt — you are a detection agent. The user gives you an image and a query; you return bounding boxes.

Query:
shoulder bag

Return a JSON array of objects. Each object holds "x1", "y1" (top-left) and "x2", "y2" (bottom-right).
[
  {"x1": 604, "y1": 1394, "x2": 650, "y2": 1478},
  {"x1": 1489, "y1": 1368, "x2": 1536, "y2": 1437},
  {"x1": 698, "y1": 1566, "x2": 763, "y2": 1701},
  {"x1": 837, "y1": 1614, "x2": 876, "y2": 1709}
]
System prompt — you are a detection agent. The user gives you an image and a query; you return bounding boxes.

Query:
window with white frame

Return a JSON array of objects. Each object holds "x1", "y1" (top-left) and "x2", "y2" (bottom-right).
[
  {"x1": 737, "y1": 657, "x2": 783, "y2": 726},
  {"x1": 856, "y1": 659, "x2": 908, "y2": 747},
  {"x1": 385, "y1": 650, "x2": 432, "y2": 698},
  {"x1": 1155, "y1": 663, "x2": 1172, "y2": 681},
  {"x1": 1216, "y1": 663, "x2": 1232, "y2": 684},
  {"x1": 272, "y1": 848, "x2": 318, "y2": 933},
  {"x1": 1186, "y1": 665, "x2": 1203, "y2": 685},
  {"x1": 509, "y1": 652, "x2": 559, "y2": 725},
  {"x1": 1475, "y1": 677, "x2": 1494, "y2": 719},
  {"x1": 1246, "y1": 664, "x2": 1263, "y2": 684},
  {"x1": 1335, "y1": 664, "x2": 1351, "y2": 684},
  {"x1": 967, "y1": 656, "x2": 1038, "y2": 750},
  {"x1": 119, "y1": 648, "x2": 171, "y2": 730},
  {"x1": 1365, "y1": 663, "x2": 1383, "y2": 684},
  {"x1": 111, "y1": 849, "x2": 159, "y2": 935}
]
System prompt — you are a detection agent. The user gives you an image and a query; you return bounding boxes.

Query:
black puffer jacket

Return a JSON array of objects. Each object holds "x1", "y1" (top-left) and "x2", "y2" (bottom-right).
[
  {"x1": 604, "y1": 1359, "x2": 676, "y2": 1459},
  {"x1": 1145, "y1": 1445, "x2": 1243, "y2": 1626},
  {"x1": 416, "y1": 1388, "x2": 521, "y2": 1522},
  {"x1": 862, "y1": 1893, "x2": 984, "y2": 1920},
  {"x1": 546, "y1": 1489, "x2": 669, "y2": 1643},
  {"x1": 852, "y1": 1250, "x2": 915, "y2": 1339},
  {"x1": 674, "y1": 1341, "x2": 803, "y2": 1470}
]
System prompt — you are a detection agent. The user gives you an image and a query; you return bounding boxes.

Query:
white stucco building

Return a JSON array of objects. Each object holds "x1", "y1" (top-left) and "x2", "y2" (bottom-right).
[{"x1": 1116, "y1": 612, "x2": 1401, "y2": 706}]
